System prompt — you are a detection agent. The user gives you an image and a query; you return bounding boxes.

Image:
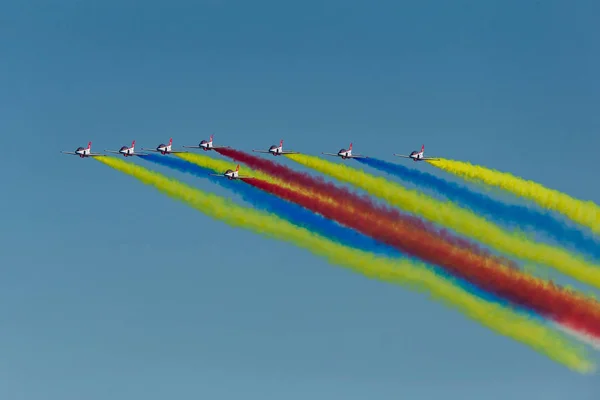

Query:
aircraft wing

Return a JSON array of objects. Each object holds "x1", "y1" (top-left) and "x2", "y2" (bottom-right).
[
  {"x1": 104, "y1": 150, "x2": 122, "y2": 154},
  {"x1": 213, "y1": 146, "x2": 230, "y2": 149},
  {"x1": 252, "y1": 150, "x2": 271, "y2": 153},
  {"x1": 61, "y1": 151, "x2": 78, "y2": 155},
  {"x1": 209, "y1": 173, "x2": 225, "y2": 177},
  {"x1": 183, "y1": 145, "x2": 202, "y2": 148},
  {"x1": 393, "y1": 154, "x2": 412, "y2": 158},
  {"x1": 349, "y1": 154, "x2": 367, "y2": 159},
  {"x1": 421, "y1": 157, "x2": 439, "y2": 161},
  {"x1": 169, "y1": 150, "x2": 186, "y2": 153},
  {"x1": 321, "y1": 152, "x2": 339, "y2": 157},
  {"x1": 281, "y1": 151, "x2": 300, "y2": 154},
  {"x1": 141, "y1": 148, "x2": 160, "y2": 152}
]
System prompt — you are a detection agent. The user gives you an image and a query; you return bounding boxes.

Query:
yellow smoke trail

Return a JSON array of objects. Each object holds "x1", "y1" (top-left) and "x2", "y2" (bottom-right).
[
  {"x1": 285, "y1": 154, "x2": 600, "y2": 289},
  {"x1": 428, "y1": 159, "x2": 600, "y2": 235},
  {"x1": 94, "y1": 156, "x2": 594, "y2": 373}
]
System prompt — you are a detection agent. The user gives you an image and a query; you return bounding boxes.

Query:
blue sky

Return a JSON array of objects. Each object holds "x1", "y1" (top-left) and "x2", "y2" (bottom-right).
[{"x1": 2, "y1": 0, "x2": 600, "y2": 398}]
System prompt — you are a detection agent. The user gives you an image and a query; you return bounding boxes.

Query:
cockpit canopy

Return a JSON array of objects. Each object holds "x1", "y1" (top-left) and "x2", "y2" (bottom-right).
[
  {"x1": 338, "y1": 148, "x2": 346, "y2": 153},
  {"x1": 269, "y1": 145, "x2": 277, "y2": 150},
  {"x1": 224, "y1": 169, "x2": 233, "y2": 174},
  {"x1": 157, "y1": 143, "x2": 166, "y2": 148},
  {"x1": 200, "y1": 140, "x2": 208, "y2": 145},
  {"x1": 120, "y1": 146, "x2": 128, "y2": 151},
  {"x1": 410, "y1": 150, "x2": 417, "y2": 155},
  {"x1": 76, "y1": 147, "x2": 84, "y2": 151}
]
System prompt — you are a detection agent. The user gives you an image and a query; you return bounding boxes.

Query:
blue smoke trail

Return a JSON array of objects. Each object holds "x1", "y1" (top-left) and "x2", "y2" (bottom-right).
[
  {"x1": 138, "y1": 154, "x2": 541, "y2": 318},
  {"x1": 356, "y1": 157, "x2": 600, "y2": 261}
]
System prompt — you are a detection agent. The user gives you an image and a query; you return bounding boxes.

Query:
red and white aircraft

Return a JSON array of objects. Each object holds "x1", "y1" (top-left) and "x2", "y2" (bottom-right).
[
  {"x1": 394, "y1": 145, "x2": 438, "y2": 161},
  {"x1": 252, "y1": 140, "x2": 299, "y2": 156},
  {"x1": 142, "y1": 138, "x2": 185, "y2": 155},
  {"x1": 183, "y1": 134, "x2": 229, "y2": 151},
  {"x1": 209, "y1": 164, "x2": 250, "y2": 180},
  {"x1": 61, "y1": 141, "x2": 105, "y2": 158},
  {"x1": 105, "y1": 140, "x2": 147, "y2": 157},
  {"x1": 322, "y1": 143, "x2": 367, "y2": 159}
]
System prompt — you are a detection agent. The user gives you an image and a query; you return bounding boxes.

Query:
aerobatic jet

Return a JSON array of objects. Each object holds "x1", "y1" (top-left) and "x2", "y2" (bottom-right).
[
  {"x1": 394, "y1": 145, "x2": 438, "y2": 161},
  {"x1": 183, "y1": 134, "x2": 229, "y2": 151},
  {"x1": 252, "y1": 140, "x2": 299, "y2": 156},
  {"x1": 322, "y1": 143, "x2": 367, "y2": 159},
  {"x1": 105, "y1": 140, "x2": 147, "y2": 157},
  {"x1": 61, "y1": 142, "x2": 105, "y2": 158},
  {"x1": 142, "y1": 138, "x2": 185, "y2": 155},
  {"x1": 209, "y1": 164, "x2": 250, "y2": 180}
]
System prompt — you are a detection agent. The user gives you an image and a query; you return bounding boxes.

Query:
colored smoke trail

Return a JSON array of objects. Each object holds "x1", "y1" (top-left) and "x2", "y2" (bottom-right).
[
  {"x1": 428, "y1": 158, "x2": 600, "y2": 236},
  {"x1": 355, "y1": 157, "x2": 600, "y2": 261},
  {"x1": 178, "y1": 152, "x2": 353, "y2": 210},
  {"x1": 141, "y1": 153, "x2": 396, "y2": 259},
  {"x1": 94, "y1": 156, "x2": 594, "y2": 373},
  {"x1": 285, "y1": 153, "x2": 600, "y2": 289},
  {"x1": 213, "y1": 148, "x2": 521, "y2": 271},
  {"x1": 144, "y1": 153, "x2": 534, "y2": 312},
  {"x1": 241, "y1": 177, "x2": 600, "y2": 342}
]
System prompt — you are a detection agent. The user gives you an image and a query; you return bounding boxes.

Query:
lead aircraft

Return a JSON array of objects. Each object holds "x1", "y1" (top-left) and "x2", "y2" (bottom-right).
[
  {"x1": 61, "y1": 142, "x2": 105, "y2": 158},
  {"x1": 394, "y1": 145, "x2": 438, "y2": 161},
  {"x1": 322, "y1": 143, "x2": 367, "y2": 159},
  {"x1": 252, "y1": 140, "x2": 299, "y2": 156}
]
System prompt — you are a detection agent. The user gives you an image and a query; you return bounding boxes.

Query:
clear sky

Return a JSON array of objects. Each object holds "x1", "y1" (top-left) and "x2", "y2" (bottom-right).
[{"x1": 2, "y1": 0, "x2": 600, "y2": 398}]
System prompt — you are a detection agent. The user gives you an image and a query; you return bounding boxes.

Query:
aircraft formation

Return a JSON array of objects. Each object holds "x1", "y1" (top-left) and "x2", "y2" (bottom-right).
[{"x1": 61, "y1": 135, "x2": 439, "y2": 178}]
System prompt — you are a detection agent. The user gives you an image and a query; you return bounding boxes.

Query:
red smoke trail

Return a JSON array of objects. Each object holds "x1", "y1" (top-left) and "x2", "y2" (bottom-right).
[
  {"x1": 241, "y1": 176, "x2": 600, "y2": 340},
  {"x1": 214, "y1": 147, "x2": 519, "y2": 269}
]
